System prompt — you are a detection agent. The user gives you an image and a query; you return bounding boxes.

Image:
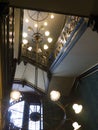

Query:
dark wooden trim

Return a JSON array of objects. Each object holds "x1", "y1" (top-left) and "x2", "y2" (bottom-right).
[
  {"x1": 18, "y1": 9, "x2": 23, "y2": 64},
  {"x1": 14, "y1": 79, "x2": 46, "y2": 96},
  {"x1": 21, "y1": 56, "x2": 48, "y2": 72},
  {"x1": 71, "y1": 64, "x2": 98, "y2": 96},
  {"x1": 78, "y1": 64, "x2": 98, "y2": 79}
]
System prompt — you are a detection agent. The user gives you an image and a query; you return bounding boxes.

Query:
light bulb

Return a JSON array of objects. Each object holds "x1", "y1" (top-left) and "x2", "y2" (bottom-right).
[
  {"x1": 23, "y1": 32, "x2": 28, "y2": 38},
  {"x1": 9, "y1": 31, "x2": 12, "y2": 35},
  {"x1": 50, "y1": 14, "x2": 54, "y2": 19},
  {"x1": 72, "y1": 122, "x2": 81, "y2": 130},
  {"x1": 47, "y1": 37, "x2": 53, "y2": 43},
  {"x1": 9, "y1": 38, "x2": 12, "y2": 42},
  {"x1": 25, "y1": 18, "x2": 29, "y2": 23},
  {"x1": 10, "y1": 90, "x2": 21, "y2": 100},
  {"x1": 23, "y1": 39, "x2": 28, "y2": 44},
  {"x1": 45, "y1": 31, "x2": 50, "y2": 36},
  {"x1": 75, "y1": 105, "x2": 83, "y2": 114},
  {"x1": 27, "y1": 46, "x2": 32, "y2": 51},
  {"x1": 72, "y1": 104, "x2": 79, "y2": 110},
  {"x1": 44, "y1": 22, "x2": 48, "y2": 26},
  {"x1": 44, "y1": 44, "x2": 48, "y2": 50},
  {"x1": 72, "y1": 104, "x2": 83, "y2": 114},
  {"x1": 50, "y1": 90, "x2": 60, "y2": 101},
  {"x1": 34, "y1": 24, "x2": 38, "y2": 28}
]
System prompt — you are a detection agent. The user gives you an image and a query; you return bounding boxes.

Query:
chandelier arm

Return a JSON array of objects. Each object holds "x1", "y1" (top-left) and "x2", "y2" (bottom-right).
[
  {"x1": 55, "y1": 101, "x2": 66, "y2": 113},
  {"x1": 35, "y1": 66, "x2": 38, "y2": 88},
  {"x1": 34, "y1": 39, "x2": 39, "y2": 87},
  {"x1": 31, "y1": 27, "x2": 35, "y2": 33},
  {"x1": 52, "y1": 101, "x2": 67, "y2": 130},
  {"x1": 36, "y1": 12, "x2": 39, "y2": 33}
]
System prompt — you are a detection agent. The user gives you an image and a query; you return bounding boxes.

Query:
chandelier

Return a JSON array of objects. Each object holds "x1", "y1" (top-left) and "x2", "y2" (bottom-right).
[{"x1": 21, "y1": 9, "x2": 55, "y2": 70}]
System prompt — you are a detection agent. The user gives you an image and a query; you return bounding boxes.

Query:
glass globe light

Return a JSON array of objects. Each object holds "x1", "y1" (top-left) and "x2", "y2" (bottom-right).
[
  {"x1": 72, "y1": 104, "x2": 83, "y2": 114},
  {"x1": 50, "y1": 90, "x2": 60, "y2": 101},
  {"x1": 50, "y1": 14, "x2": 54, "y2": 19},
  {"x1": 44, "y1": 22, "x2": 48, "y2": 26},
  {"x1": 72, "y1": 122, "x2": 81, "y2": 130},
  {"x1": 72, "y1": 104, "x2": 79, "y2": 110},
  {"x1": 47, "y1": 37, "x2": 53, "y2": 43},
  {"x1": 10, "y1": 90, "x2": 21, "y2": 100},
  {"x1": 25, "y1": 18, "x2": 29, "y2": 23},
  {"x1": 75, "y1": 105, "x2": 83, "y2": 114},
  {"x1": 23, "y1": 32, "x2": 28, "y2": 38},
  {"x1": 45, "y1": 31, "x2": 50, "y2": 36},
  {"x1": 23, "y1": 39, "x2": 28, "y2": 44},
  {"x1": 27, "y1": 46, "x2": 32, "y2": 51},
  {"x1": 44, "y1": 44, "x2": 48, "y2": 50}
]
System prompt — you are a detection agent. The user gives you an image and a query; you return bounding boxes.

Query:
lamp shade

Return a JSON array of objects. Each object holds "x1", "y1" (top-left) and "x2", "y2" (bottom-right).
[{"x1": 10, "y1": 90, "x2": 21, "y2": 100}]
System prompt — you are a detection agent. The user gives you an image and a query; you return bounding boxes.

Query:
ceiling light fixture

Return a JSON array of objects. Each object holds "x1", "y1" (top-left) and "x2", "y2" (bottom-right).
[
  {"x1": 48, "y1": 37, "x2": 53, "y2": 43},
  {"x1": 50, "y1": 90, "x2": 61, "y2": 101},
  {"x1": 44, "y1": 22, "x2": 48, "y2": 26},
  {"x1": 25, "y1": 18, "x2": 29, "y2": 23},
  {"x1": 27, "y1": 46, "x2": 32, "y2": 51},
  {"x1": 72, "y1": 104, "x2": 83, "y2": 114},
  {"x1": 50, "y1": 14, "x2": 54, "y2": 19},
  {"x1": 45, "y1": 31, "x2": 50, "y2": 36},
  {"x1": 72, "y1": 122, "x2": 81, "y2": 130},
  {"x1": 9, "y1": 38, "x2": 12, "y2": 42},
  {"x1": 9, "y1": 31, "x2": 12, "y2": 35},
  {"x1": 22, "y1": 9, "x2": 55, "y2": 69},
  {"x1": 34, "y1": 24, "x2": 38, "y2": 28},
  {"x1": 44, "y1": 44, "x2": 48, "y2": 50},
  {"x1": 10, "y1": 90, "x2": 21, "y2": 101},
  {"x1": 23, "y1": 39, "x2": 28, "y2": 44},
  {"x1": 23, "y1": 32, "x2": 28, "y2": 38}
]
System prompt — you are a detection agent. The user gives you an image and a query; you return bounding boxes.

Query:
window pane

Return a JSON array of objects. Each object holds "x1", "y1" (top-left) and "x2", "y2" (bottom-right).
[
  {"x1": 28, "y1": 105, "x2": 41, "y2": 130},
  {"x1": 8, "y1": 101, "x2": 24, "y2": 128}
]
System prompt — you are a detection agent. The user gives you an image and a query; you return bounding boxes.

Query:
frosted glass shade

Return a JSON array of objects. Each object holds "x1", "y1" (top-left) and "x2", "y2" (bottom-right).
[
  {"x1": 10, "y1": 90, "x2": 21, "y2": 100},
  {"x1": 50, "y1": 90, "x2": 60, "y2": 101}
]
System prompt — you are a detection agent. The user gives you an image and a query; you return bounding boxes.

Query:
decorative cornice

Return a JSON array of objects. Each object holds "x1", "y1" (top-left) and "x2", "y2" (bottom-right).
[{"x1": 50, "y1": 18, "x2": 87, "y2": 72}]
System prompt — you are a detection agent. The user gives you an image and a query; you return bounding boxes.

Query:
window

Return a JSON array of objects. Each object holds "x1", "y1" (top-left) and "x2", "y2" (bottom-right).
[
  {"x1": 8, "y1": 101, "x2": 25, "y2": 129},
  {"x1": 8, "y1": 84, "x2": 43, "y2": 130},
  {"x1": 29, "y1": 104, "x2": 43, "y2": 130}
]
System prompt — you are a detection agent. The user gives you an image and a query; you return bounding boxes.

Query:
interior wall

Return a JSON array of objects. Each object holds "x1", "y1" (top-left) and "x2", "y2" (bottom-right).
[
  {"x1": 0, "y1": 12, "x2": 3, "y2": 130},
  {"x1": 76, "y1": 70, "x2": 98, "y2": 130},
  {"x1": 0, "y1": 47, "x2": 2, "y2": 130},
  {"x1": 48, "y1": 76, "x2": 75, "y2": 96}
]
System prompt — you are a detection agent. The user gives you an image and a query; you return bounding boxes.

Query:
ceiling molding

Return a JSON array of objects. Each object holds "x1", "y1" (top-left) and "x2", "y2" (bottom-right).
[{"x1": 9, "y1": 0, "x2": 98, "y2": 17}]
